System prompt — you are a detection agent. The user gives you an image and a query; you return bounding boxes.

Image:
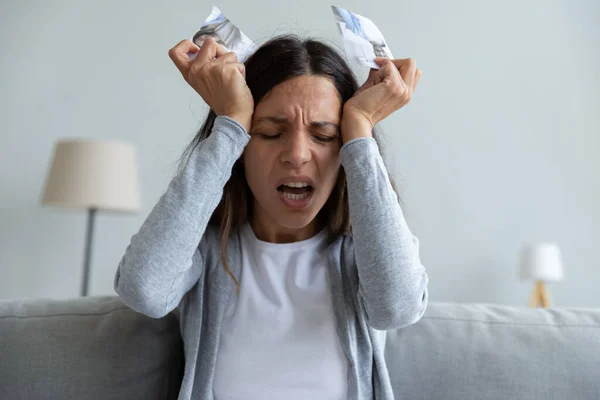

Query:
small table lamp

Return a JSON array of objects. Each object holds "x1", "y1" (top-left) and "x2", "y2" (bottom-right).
[
  {"x1": 519, "y1": 243, "x2": 564, "y2": 308},
  {"x1": 41, "y1": 139, "x2": 141, "y2": 296}
]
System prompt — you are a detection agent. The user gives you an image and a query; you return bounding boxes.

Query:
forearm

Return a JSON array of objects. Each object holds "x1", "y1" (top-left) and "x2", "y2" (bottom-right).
[
  {"x1": 340, "y1": 136, "x2": 429, "y2": 330},
  {"x1": 114, "y1": 116, "x2": 250, "y2": 317}
]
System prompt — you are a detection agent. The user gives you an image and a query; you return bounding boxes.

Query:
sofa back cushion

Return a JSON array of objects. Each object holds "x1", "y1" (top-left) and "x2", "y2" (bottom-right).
[
  {"x1": 0, "y1": 296, "x2": 183, "y2": 400},
  {"x1": 385, "y1": 302, "x2": 600, "y2": 400}
]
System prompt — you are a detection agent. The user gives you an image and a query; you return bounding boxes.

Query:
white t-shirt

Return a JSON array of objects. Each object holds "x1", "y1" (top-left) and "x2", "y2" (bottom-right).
[{"x1": 212, "y1": 223, "x2": 348, "y2": 400}]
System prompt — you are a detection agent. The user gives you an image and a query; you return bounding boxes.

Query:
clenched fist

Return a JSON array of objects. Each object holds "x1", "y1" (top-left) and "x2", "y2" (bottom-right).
[
  {"x1": 168, "y1": 37, "x2": 254, "y2": 131},
  {"x1": 341, "y1": 58, "x2": 422, "y2": 141}
]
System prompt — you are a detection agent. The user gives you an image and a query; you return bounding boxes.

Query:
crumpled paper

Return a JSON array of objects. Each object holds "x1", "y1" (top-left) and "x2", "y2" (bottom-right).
[
  {"x1": 188, "y1": 5, "x2": 392, "y2": 70},
  {"x1": 189, "y1": 6, "x2": 257, "y2": 62},
  {"x1": 331, "y1": 5, "x2": 393, "y2": 69}
]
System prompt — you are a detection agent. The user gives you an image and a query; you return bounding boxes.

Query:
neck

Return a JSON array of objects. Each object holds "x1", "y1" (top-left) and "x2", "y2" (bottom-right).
[{"x1": 249, "y1": 212, "x2": 325, "y2": 244}]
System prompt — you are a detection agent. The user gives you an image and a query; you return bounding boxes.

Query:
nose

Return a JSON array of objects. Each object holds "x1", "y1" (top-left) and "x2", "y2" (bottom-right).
[{"x1": 280, "y1": 131, "x2": 311, "y2": 167}]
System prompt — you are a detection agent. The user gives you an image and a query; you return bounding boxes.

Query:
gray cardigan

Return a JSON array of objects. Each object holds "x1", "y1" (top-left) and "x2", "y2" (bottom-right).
[{"x1": 114, "y1": 116, "x2": 429, "y2": 400}]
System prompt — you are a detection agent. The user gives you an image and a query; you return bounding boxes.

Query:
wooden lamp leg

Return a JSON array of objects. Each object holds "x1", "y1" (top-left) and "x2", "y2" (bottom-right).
[
  {"x1": 529, "y1": 283, "x2": 540, "y2": 308},
  {"x1": 529, "y1": 281, "x2": 551, "y2": 308},
  {"x1": 538, "y1": 281, "x2": 551, "y2": 308}
]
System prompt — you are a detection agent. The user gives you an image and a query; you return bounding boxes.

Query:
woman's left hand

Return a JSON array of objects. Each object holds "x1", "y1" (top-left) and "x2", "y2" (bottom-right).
[{"x1": 342, "y1": 58, "x2": 421, "y2": 138}]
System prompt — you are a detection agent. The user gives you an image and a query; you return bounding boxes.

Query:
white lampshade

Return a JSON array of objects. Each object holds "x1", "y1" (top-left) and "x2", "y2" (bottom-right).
[
  {"x1": 41, "y1": 139, "x2": 141, "y2": 212},
  {"x1": 519, "y1": 243, "x2": 564, "y2": 282}
]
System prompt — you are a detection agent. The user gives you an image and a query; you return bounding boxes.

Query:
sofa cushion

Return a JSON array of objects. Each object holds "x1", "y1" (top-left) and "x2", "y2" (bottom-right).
[
  {"x1": 0, "y1": 295, "x2": 183, "y2": 400},
  {"x1": 385, "y1": 302, "x2": 600, "y2": 400}
]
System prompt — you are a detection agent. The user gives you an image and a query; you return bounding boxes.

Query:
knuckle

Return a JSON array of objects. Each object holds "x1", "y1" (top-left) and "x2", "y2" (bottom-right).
[
  {"x1": 389, "y1": 81, "x2": 403, "y2": 95},
  {"x1": 224, "y1": 63, "x2": 237, "y2": 75},
  {"x1": 191, "y1": 62, "x2": 207, "y2": 76},
  {"x1": 213, "y1": 64, "x2": 230, "y2": 79}
]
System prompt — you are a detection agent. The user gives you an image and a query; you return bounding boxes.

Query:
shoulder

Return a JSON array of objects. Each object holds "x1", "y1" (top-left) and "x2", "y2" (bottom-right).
[
  {"x1": 199, "y1": 224, "x2": 245, "y2": 255},
  {"x1": 200, "y1": 224, "x2": 221, "y2": 247},
  {"x1": 197, "y1": 224, "x2": 225, "y2": 264},
  {"x1": 325, "y1": 231, "x2": 356, "y2": 263}
]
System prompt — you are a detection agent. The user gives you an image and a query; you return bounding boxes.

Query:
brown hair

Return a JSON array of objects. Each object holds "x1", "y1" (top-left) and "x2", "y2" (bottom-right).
[{"x1": 179, "y1": 35, "x2": 399, "y2": 289}]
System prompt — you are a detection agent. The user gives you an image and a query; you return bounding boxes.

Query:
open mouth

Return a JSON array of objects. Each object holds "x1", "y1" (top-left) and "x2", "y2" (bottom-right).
[{"x1": 277, "y1": 182, "x2": 314, "y2": 201}]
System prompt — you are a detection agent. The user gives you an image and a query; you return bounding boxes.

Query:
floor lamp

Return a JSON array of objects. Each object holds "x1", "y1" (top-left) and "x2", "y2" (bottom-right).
[
  {"x1": 519, "y1": 243, "x2": 564, "y2": 308},
  {"x1": 41, "y1": 139, "x2": 141, "y2": 296}
]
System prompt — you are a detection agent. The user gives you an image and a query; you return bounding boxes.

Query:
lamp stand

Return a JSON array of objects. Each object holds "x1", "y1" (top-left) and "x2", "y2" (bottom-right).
[
  {"x1": 529, "y1": 280, "x2": 551, "y2": 308},
  {"x1": 81, "y1": 207, "x2": 97, "y2": 297}
]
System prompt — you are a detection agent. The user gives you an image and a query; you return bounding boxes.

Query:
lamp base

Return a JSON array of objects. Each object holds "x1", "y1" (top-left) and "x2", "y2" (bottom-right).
[
  {"x1": 81, "y1": 207, "x2": 97, "y2": 297},
  {"x1": 529, "y1": 280, "x2": 551, "y2": 308}
]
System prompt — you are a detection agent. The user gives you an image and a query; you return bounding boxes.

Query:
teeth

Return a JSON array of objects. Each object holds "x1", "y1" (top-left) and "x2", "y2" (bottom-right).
[
  {"x1": 283, "y1": 181, "x2": 310, "y2": 188},
  {"x1": 282, "y1": 192, "x2": 310, "y2": 200}
]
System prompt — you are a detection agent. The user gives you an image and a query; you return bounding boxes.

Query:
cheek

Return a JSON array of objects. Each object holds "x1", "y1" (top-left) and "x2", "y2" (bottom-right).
[
  {"x1": 242, "y1": 145, "x2": 258, "y2": 185},
  {"x1": 317, "y1": 147, "x2": 342, "y2": 187},
  {"x1": 243, "y1": 140, "x2": 271, "y2": 190}
]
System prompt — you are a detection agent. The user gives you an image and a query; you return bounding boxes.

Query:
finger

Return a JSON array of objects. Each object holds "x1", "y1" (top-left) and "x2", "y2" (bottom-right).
[
  {"x1": 168, "y1": 39, "x2": 200, "y2": 74},
  {"x1": 237, "y1": 63, "x2": 246, "y2": 79},
  {"x1": 375, "y1": 59, "x2": 401, "y2": 85},
  {"x1": 377, "y1": 57, "x2": 413, "y2": 70},
  {"x1": 398, "y1": 58, "x2": 417, "y2": 90},
  {"x1": 220, "y1": 62, "x2": 247, "y2": 82},
  {"x1": 376, "y1": 58, "x2": 418, "y2": 87},
  {"x1": 413, "y1": 68, "x2": 422, "y2": 91},
  {"x1": 211, "y1": 51, "x2": 239, "y2": 65},
  {"x1": 196, "y1": 36, "x2": 229, "y2": 64},
  {"x1": 374, "y1": 57, "x2": 395, "y2": 71}
]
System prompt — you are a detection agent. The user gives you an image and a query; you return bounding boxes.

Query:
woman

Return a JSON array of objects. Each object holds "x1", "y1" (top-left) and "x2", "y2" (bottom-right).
[{"x1": 115, "y1": 34, "x2": 429, "y2": 400}]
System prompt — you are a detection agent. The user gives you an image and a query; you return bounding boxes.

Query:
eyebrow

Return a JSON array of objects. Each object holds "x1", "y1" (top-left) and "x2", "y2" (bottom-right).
[{"x1": 255, "y1": 116, "x2": 339, "y2": 129}]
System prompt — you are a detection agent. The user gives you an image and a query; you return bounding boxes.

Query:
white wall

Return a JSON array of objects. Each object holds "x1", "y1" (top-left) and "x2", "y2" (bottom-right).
[{"x1": 1, "y1": 0, "x2": 598, "y2": 306}]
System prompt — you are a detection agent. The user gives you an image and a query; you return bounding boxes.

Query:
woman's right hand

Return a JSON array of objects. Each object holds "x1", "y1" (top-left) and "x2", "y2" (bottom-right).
[{"x1": 168, "y1": 38, "x2": 254, "y2": 131}]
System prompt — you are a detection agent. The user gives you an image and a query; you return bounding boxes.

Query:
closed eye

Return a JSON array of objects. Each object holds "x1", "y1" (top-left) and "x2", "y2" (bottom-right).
[
  {"x1": 260, "y1": 133, "x2": 281, "y2": 140},
  {"x1": 314, "y1": 135, "x2": 337, "y2": 143},
  {"x1": 257, "y1": 132, "x2": 337, "y2": 143}
]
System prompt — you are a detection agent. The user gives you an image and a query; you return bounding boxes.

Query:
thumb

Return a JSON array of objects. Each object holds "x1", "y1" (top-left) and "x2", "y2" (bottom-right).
[{"x1": 376, "y1": 59, "x2": 401, "y2": 85}]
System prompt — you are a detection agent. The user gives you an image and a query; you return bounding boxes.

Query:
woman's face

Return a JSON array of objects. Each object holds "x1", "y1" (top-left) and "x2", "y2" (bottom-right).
[{"x1": 244, "y1": 75, "x2": 343, "y2": 242}]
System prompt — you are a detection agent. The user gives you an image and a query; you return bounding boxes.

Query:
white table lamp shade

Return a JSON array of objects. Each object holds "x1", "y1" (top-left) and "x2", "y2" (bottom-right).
[
  {"x1": 41, "y1": 139, "x2": 141, "y2": 212},
  {"x1": 519, "y1": 243, "x2": 564, "y2": 282}
]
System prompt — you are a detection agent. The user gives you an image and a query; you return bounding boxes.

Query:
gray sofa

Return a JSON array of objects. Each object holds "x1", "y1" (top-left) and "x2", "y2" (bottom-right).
[{"x1": 1, "y1": 296, "x2": 599, "y2": 400}]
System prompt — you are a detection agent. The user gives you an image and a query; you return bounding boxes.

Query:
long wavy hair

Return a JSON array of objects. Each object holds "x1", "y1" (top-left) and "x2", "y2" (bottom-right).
[{"x1": 179, "y1": 34, "x2": 399, "y2": 289}]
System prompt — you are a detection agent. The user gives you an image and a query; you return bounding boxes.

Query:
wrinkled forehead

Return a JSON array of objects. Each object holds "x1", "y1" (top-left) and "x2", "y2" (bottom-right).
[{"x1": 253, "y1": 75, "x2": 342, "y2": 124}]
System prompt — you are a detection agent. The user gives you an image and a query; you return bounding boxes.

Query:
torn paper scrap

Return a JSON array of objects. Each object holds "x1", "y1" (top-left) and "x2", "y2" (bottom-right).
[
  {"x1": 331, "y1": 5, "x2": 393, "y2": 69},
  {"x1": 189, "y1": 6, "x2": 257, "y2": 62}
]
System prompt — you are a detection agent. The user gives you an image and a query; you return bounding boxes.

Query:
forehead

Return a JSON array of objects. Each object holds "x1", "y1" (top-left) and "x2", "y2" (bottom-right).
[{"x1": 253, "y1": 75, "x2": 342, "y2": 122}]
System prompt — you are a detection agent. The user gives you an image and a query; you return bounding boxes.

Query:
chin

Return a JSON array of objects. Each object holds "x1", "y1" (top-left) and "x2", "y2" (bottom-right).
[
  {"x1": 273, "y1": 198, "x2": 328, "y2": 230},
  {"x1": 276, "y1": 211, "x2": 320, "y2": 230},
  {"x1": 253, "y1": 189, "x2": 328, "y2": 232}
]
